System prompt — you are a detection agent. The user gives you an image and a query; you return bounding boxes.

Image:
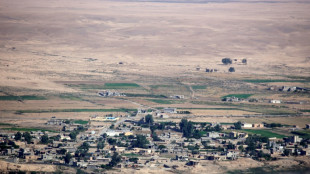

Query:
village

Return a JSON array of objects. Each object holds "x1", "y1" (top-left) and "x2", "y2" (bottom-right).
[{"x1": 1, "y1": 107, "x2": 310, "y2": 173}]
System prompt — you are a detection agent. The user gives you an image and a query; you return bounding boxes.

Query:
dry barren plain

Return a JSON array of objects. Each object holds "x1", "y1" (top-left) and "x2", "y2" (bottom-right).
[
  {"x1": 0, "y1": 0, "x2": 310, "y2": 137},
  {"x1": 0, "y1": 0, "x2": 310, "y2": 173}
]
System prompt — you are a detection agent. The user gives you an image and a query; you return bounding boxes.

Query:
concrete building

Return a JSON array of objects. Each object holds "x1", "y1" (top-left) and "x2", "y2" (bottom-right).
[
  {"x1": 270, "y1": 100, "x2": 281, "y2": 104},
  {"x1": 163, "y1": 108, "x2": 177, "y2": 114}
]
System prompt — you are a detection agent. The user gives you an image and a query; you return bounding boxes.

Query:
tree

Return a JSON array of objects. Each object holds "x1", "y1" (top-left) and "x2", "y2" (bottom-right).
[
  {"x1": 107, "y1": 138, "x2": 117, "y2": 145},
  {"x1": 57, "y1": 148, "x2": 67, "y2": 155},
  {"x1": 214, "y1": 124, "x2": 222, "y2": 131},
  {"x1": 158, "y1": 145, "x2": 166, "y2": 150},
  {"x1": 283, "y1": 149, "x2": 290, "y2": 156},
  {"x1": 227, "y1": 142, "x2": 235, "y2": 149},
  {"x1": 109, "y1": 152, "x2": 121, "y2": 167},
  {"x1": 69, "y1": 131, "x2": 77, "y2": 140},
  {"x1": 102, "y1": 133, "x2": 107, "y2": 139},
  {"x1": 14, "y1": 132, "x2": 22, "y2": 141},
  {"x1": 242, "y1": 58, "x2": 247, "y2": 64},
  {"x1": 238, "y1": 145, "x2": 244, "y2": 152},
  {"x1": 41, "y1": 134, "x2": 49, "y2": 144},
  {"x1": 229, "y1": 67, "x2": 235, "y2": 72},
  {"x1": 78, "y1": 142, "x2": 90, "y2": 153},
  {"x1": 110, "y1": 124, "x2": 115, "y2": 129},
  {"x1": 23, "y1": 132, "x2": 32, "y2": 144},
  {"x1": 234, "y1": 121, "x2": 242, "y2": 130},
  {"x1": 97, "y1": 140, "x2": 105, "y2": 150},
  {"x1": 193, "y1": 130, "x2": 204, "y2": 139},
  {"x1": 132, "y1": 135, "x2": 149, "y2": 148},
  {"x1": 179, "y1": 119, "x2": 194, "y2": 138},
  {"x1": 222, "y1": 58, "x2": 232, "y2": 65},
  {"x1": 145, "y1": 114, "x2": 154, "y2": 125},
  {"x1": 64, "y1": 152, "x2": 72, "y2": 164},
  {"x1": 129, "y1": 157, "x2": 138, "y2": 163},
  {"x1": 151, "y1": 132, "x2": 161, "y2": 141}
]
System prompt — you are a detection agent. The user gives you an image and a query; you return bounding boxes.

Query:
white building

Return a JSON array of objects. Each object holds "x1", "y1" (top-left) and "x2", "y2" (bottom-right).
[
  {"x1": 163, "y1": 108, "x2": 177, "y2": 114},
  {"x1": 270, "y1": 100, "x2": 281, "y2": 104},
  {"x1": 241, "y1": 123, "x2": 253, "y2": 128}
]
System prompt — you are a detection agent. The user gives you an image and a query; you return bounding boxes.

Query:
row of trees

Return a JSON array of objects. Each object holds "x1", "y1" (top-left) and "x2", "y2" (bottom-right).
[
  {"x1": 179, "y1": 119, "x2": 224, "y2": 139},
  {"x1": 222, "y1": 58, "x2": 247, "y2": 65},
  {"x1": 14, "y1": 132, "x2": 32, "y2": 144}
]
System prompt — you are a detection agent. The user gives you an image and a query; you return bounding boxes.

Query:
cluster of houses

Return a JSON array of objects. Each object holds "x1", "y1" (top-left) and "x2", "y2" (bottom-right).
[
  {"x1": 98, "y1": 90, "x2": 125, "y2": 97},
  {"x1": 1, "y1": 115, "x2": 310, "y2": 173},
  {"x1": 222, "y1": 96, "x2": 241, "y2": 102},
  {"x1": 221, "y1": 96, "x2": 307, "y2": 106},
  {"x1": 267, "y1": 86, "x2": 308, "y2": 93}
]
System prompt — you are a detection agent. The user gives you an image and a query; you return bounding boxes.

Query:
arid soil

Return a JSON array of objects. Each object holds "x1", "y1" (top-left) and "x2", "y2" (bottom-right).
[{"x1": 0, "y1": 0, "x2": 310, "y2": 173}]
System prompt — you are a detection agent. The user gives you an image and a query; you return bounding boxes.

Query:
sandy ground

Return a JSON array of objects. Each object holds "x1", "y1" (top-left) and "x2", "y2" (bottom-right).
[
  {"x1": 0, "y1": 160, "x2": 56, "y2": 173},
  {"x1": 0, "y1": 0, "x2": 310, "y2": 92},
  {"x1": 116, "y1": 156, "x2": 310, "y2": 174}
]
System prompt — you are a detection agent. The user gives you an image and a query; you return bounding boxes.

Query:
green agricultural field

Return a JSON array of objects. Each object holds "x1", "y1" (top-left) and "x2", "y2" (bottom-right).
[
  {"x1": 222, "y1": 94, "x2": 253, "y2": 99},
  {"x1": 0, "y1": 122, "x2": 14, "y2": 126},
  {"x1": 192, "y1": 85, "x2": 207, "y2": 90},
  {"x1": 73, "y1": 120, "x2": 89, "y2": 125},
  {"x1": 16, "y1": 108, "x2": 137, "y2": 114},
  {"x1": 0, "y1": 95, "x2": 46, "y2": 100},
  {"x1": 66, "y1": 83, "x2": 140, "y2": 90},
  {"x1": 59, "y1": 94, "x2": 83, "y2": 101},
  {"x1": 242, "y1": 129, "x2": 287, "y2": 138},
  {"x1": 104, "y1": 83, "x2": 140, "y2": 89},
  {"x1": 147, "y1": 99, "x2": 184, "y2": 104},
  {"x1": 150, "y1": 85, "x2": 172, "y2": 89}
]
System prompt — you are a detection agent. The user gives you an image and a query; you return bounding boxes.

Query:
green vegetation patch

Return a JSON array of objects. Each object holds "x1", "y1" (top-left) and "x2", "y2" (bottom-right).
[
  {"x1": 222, "y1": 94, "x2": 253, "y2": 99},
  {"x1": 104, "y1": 83, "x2": 140, "y2": 89},
  {"x1": 124, "y1": 93, "x2": 167, "y2": 98},
  {"x1": 150, "y1": 85, "x2": 172, "y2": 89},
  {"x1": 220, "y1": 123, "x2": 234, "y2": 125},
  {"x1": 73, "y1": 120, "x2": 89, "y2": 125},
  {"x1": 3, "y1": 127, "x2": 56, "y2": 132},
  {"x1": 242, "y1": 129, "x2": 286, "y2": 138},
  {"x1": 192, "y1": 85, "x2": 207, "y2": 90},
  {"x1": 66, "y1": 83, "x2": 140, "y2": 90},
  {"x1": 291, "y1": 130, "x2": 310, "y2": 139},
  {"x1": 16, "y1": 108, "x2": 137, "y2": 114},
  {"x1": 147, "y1": 99, "x2": 184, "y2": 104},
  {"x1": 0, "y1": 95, "x2": 46, "y2": 100},
  {"x1": 59, "y1": 94, "x2": 83, "y2": 101},
  {"x1": 0, "y1": 122, "x2": 15, "y2": 126},
  {"x1": 301, "y1": 110, "x2": 310, "y2": 112}
]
